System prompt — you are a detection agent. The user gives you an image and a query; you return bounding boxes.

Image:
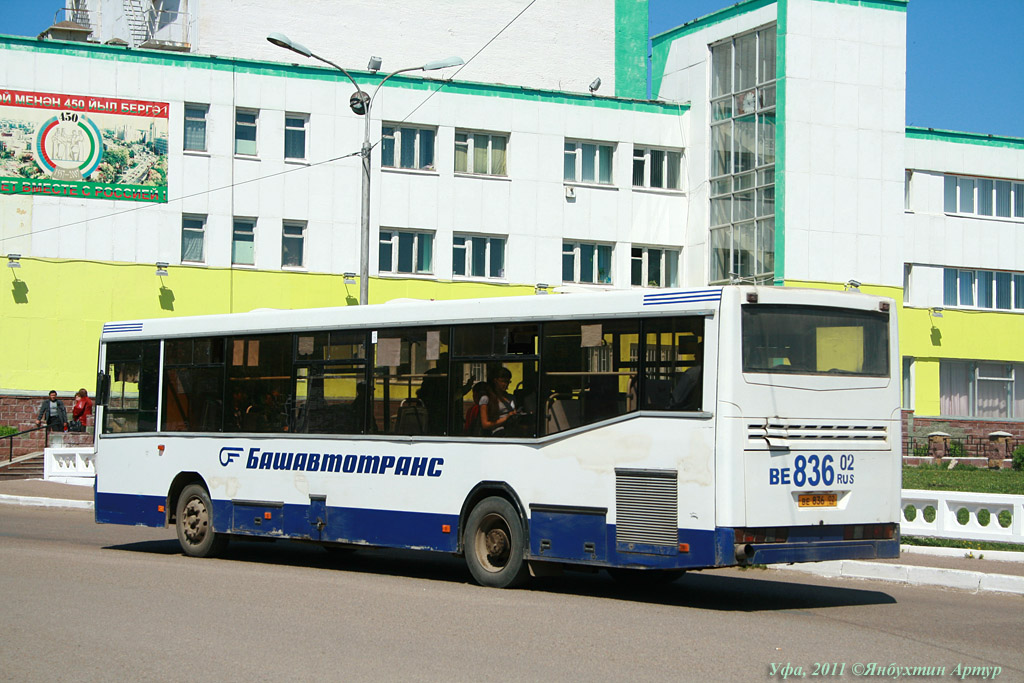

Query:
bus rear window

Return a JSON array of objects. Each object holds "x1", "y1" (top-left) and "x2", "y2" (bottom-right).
[{"x1": 742, "y1": 305, "x2": 889, "y2": 377}]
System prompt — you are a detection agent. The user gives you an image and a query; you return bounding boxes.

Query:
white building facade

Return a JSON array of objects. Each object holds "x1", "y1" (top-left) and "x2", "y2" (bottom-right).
[{"x1": 2, "y1": 0, "x2": 1024, "y2": 455}]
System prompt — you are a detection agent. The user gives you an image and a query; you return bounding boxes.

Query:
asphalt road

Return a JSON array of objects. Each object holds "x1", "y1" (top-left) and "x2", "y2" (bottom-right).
[{"x1": 1, "y1": 506, "x2": 1020, "y2": 682}]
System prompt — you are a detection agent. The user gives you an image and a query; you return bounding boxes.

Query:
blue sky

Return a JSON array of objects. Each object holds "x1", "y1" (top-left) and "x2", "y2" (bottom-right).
[{"x1": 2, "y1": 0, "x2": 1021, "y2": 138}]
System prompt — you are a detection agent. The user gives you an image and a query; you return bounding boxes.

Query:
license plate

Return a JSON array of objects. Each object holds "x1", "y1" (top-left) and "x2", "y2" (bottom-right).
[{"x1": 798, "y1": 493, "x2": 837, "y2": 508}]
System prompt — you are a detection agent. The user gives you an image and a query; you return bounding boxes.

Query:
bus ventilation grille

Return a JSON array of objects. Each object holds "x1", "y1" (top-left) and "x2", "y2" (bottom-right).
[
  {"x1": 615, "y1": 469, "x2": 678, "y2": 547},
  {"x1": 748, "y1": 423, "x2": 888, "y2": 442}
]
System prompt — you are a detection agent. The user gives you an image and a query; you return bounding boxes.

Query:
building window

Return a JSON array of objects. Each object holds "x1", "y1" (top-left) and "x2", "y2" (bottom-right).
[
  {"x1": 181, "y1": 214, "x2": 205, "y2": 263},
  {"x1": 944, "y1": 174, "x2": 1024, "y2": 219},
  {"x1": 235, "y1": 109, "x2": 258, "y2": 156},
  {"x1": 633, "y1": 147, "x2": 682, "y2": 190},
  {"x1": 382, "y1": 125, "x2": 436, "y2": 171},
  {"x1": 232, "y1": 218, "x2": 255, "y2": 266},
  {"x1": 904, "y1": 170, "x2": 913, "y2": 211},
  {"x1": 940, "y1": 360, "x2": 1024, "y2": 419},
  {"x1": 709, "y1": 24, "x2": 776, "y2": 285},
  {"x1": 454, "y1": 131, "x2": 507, "y2": 176},
  {"x1": 282, "y1": 221, "x2": 305, "y2": 268},
  {"x1": 943, "y1": 267, "x2": 1024, "y2": 311},
  {"x1": 183, "y1": 104, "x2": 208, "y2": 152},
  {"x1": 453, "y1": 234, "x2": 505, "y2": 279},
  {"x1": 284, "y1": 113, "x2": 308, "y2": 160},
  {"x1": 902, "y1": 357, "x2": 914, "y2": 410},
  {"x1": 631, "y1": 246, "x2": 679, "y2": 287},
  {"x1": 379, "y1": 229, "x2": 433, "y2": 274},
  {"x1": 564, "y1": 140, "x2": 614, "y2": 185},
  {"x1": 562, "y1": 241, "x2": 612, "y2": 284}
]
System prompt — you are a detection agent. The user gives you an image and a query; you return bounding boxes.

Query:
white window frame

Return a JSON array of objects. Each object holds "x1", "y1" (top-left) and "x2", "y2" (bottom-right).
[
  {"x1": 632, "y1": 146, "x2": 683, "y2": 190},
  {"x1": 284, "y1": 113, "x2": 308, "y2": 161},
  {"x1": 453, "y1": 234, "x2": 505, "y2": 280},
  {"x1": 564, "y1": 140, "x2": 615, "y2": 185},
  {"x1": 232, "y1": 217, "x2": 256, "y2": 266},
  {"x1": 454, "y1": 131, "x2": 508, "y2": 176},
  {"x1": 708, "y1": 24, "x2": 777, "y2": 286},
  {"x1": 282, "y1": 220, "x2": 305, "y2": 269},
  {"x1": 562, "y1": 241, "x2": 613, "y2": 285},
  {"x1": 183, "y1": 103, "x2": 208, "y2": 153},
  {"x1": 234, "y1": 108, "x2": 258, "y2": 156},
  {"x1": 630, "y1": 246, "x2": 680, "y2": 288},
  {"x1": 180, "y1": 214, "x2": 206, "y2": 263},
  {"x1": 943, "y1": 267, "x2": 1024, "y2": 311},
  {"x1": 944, "y1": 174, "x2": 1024, "y2": 219},
  {"x1": 382, "y1": 124, "x2": 436, "y2": 171},
  {"x1": 379, "y1": 229, "x2": 434, "y2": 275},
  {"x1": 940, "y1": 360, "x2": 1024, "y2": 419}
]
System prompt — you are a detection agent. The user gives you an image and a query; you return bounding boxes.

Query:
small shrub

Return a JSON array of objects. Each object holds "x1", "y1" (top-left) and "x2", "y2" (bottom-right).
[
  {"x1": 1012, "y1": 445, "x2": 1024, "y2": 472},
  {"x1": 0, "y1": 425, "x2": 17, "y2": 438},
  {"x1": 913, "y1": 444, "x2": 930, "y2": 458},
  {"x1": 949, "y1": 440, "x2": 967, "y2": 458}
]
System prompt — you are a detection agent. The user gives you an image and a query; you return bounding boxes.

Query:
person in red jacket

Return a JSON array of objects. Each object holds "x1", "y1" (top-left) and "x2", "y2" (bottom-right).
[{"x1": 72, "y1": 388, "x2": 93, "y2": 429}]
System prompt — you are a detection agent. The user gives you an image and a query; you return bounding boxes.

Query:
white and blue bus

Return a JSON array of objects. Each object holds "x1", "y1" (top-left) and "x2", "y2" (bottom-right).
[{"x1": 94, "y1": 285, "x2": 900, "y2": 587}]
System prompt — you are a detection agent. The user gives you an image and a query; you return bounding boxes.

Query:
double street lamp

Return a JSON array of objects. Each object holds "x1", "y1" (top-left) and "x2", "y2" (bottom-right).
[{"x1": 267, "y1": 33, "x2": 463, "y2": 305}]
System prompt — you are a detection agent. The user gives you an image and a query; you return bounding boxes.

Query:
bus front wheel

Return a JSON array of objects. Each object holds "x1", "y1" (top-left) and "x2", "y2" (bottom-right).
[
  {"x1": 464, "y1": 496, "x2": 528, "y2": 588},
  {"x1": 176, "y1": 484, "x2": 228, "y2": 558}
]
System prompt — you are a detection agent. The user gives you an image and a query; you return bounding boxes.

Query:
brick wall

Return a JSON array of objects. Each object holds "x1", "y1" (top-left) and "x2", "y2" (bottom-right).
[{"x1": 0, "y1": 393, "x2": 94, "y2": 457}]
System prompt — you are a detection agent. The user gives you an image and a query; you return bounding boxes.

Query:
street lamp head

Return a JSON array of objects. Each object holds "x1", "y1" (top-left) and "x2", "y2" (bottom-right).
[
  {"x1": 349, "y1": 90, "x2": 370, "y2": 115},
  {"x1": 266, "y1": 32, "x2": 312, "y2": 59},
  {"x1": 422, "y1": 56, "x2": 464, "y2": 71}
]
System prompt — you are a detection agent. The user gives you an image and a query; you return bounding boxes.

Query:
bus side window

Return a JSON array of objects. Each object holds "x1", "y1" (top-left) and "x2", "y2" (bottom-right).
[
  {"x1": 540, "y1": 319, "x2": 638, "y2": 435},
  {"x1": 641, "y1": 317, "x2": 704, "y2": 412}
]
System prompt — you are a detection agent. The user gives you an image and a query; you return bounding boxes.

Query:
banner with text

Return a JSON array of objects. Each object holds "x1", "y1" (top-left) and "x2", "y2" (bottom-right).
[{"x1": 0, "y1": 89, "x2": 169, "y2": 203}]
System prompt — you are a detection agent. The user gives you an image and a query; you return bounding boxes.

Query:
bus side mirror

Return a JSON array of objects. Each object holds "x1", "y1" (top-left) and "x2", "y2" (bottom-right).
[{"x1": 97, "y1": 371, "x2": 111, "y2": 406}]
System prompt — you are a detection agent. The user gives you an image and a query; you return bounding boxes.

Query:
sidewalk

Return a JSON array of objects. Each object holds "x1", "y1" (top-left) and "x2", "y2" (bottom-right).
[{"x1": 1, "y1": 479, "x2": 1022, "y2": 594}]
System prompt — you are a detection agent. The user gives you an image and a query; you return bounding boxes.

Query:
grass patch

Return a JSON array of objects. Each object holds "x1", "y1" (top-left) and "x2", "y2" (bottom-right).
[
  {"x1": 902, "y1": 536, "x2": 1024, "y2": 553},
  {"x1": 902, "y1": 465, "x2": 1024, "y2": 495}
]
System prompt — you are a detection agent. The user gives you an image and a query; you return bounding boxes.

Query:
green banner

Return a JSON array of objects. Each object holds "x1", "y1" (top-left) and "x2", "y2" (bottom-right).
[{"x1": 0, "y1": 176, "x2": 166, "y2": 203}]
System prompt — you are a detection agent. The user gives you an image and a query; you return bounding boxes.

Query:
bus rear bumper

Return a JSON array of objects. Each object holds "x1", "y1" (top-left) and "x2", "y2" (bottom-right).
[{"x1": 739, "y1": 537, "x2": 900, "y2": 565}]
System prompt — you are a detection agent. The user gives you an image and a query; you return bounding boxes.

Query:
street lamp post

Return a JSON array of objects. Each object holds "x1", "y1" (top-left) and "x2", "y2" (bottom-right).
[{"x1": 267, "y1": 33, "x2": 462, "y2": 305}]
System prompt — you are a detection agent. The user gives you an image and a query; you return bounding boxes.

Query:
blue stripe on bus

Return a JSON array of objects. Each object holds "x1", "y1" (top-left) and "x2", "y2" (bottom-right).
[
  {"x1": 102, "y1": 323, "x2": 144, "y2": 333},
  {"x1": 642, "y1": 289, "x2": 722, "y2": 306},
  {"x1": 95, "y1": 493, "x2": 897, "y2": 569}
]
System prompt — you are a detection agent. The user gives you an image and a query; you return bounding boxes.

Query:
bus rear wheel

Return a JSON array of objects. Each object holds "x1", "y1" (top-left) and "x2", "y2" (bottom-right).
[
  {"x1": 464, "y1": 496, "x2": 528, "y2": 588},
  {"x1": 176, "y1": 484, "x2": 228, "y2": 558}
]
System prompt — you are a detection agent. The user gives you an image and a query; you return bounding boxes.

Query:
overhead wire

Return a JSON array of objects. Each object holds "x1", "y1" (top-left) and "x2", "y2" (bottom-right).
[{"x1": 0, "y1": 0, "x2": 540, "y2": 247}]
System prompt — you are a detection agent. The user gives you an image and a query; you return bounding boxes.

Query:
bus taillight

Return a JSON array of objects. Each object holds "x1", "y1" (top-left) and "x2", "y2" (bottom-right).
[{"x1": 843, "y1": 523, "x2": 895, "y2": 540}]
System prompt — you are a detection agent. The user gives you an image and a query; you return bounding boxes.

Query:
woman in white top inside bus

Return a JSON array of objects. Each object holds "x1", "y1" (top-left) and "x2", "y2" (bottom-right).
[{"x1": 478, "y1": 366, "x2": 521, "y2": 436}]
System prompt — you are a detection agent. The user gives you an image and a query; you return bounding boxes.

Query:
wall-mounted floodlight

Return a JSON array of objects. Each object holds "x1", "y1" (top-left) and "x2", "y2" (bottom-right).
[
  {"x1": 343, "y1": 272, "x2": 357, "y2": 285},
  {"x1": 930, "y1": 307, "x2": 943, "y2": 318},
  {"x1": 155, "y1": 262, "x2": 169, "y2": 277},
  {"x1": 6, "y1": 253, "x2": 21, "y2": 268},
  {"x1": 845, "y1": 279, "x2": 861, "y2": 291},
  {"x1": 589, "y1": 77, "x2": 601, "y2": 93},
  {"x1": 367, "y1": 56, "x2": 382, "y2": 72},
  {"x1": 535, "y1": 283, "x2": 550, "y2": 295}
]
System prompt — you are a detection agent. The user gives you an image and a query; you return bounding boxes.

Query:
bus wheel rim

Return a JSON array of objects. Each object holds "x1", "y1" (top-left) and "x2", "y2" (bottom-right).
[
  {"x1": 182, "y1": 496, "x2": 210, "y2": 546},
  {"x1": 476, "y1": 513, "x2": 511, "y2": 572}
]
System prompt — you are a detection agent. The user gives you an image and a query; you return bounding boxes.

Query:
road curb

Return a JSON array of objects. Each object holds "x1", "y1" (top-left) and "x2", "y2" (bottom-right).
[
  {"x1": 0, "y1": 494, "x2": 93, "y2": 510},
  {"x1": 771, "y1": 559, "x2": 1024, "y2": 595}
]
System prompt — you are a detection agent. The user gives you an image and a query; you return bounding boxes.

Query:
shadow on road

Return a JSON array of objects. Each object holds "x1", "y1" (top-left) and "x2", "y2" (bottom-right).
[{"x1": 106, "y1": 537, "x2": 897, "y2": 611}]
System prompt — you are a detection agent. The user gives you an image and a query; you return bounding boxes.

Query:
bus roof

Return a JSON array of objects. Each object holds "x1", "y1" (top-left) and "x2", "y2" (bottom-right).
[{"x1": 98, "y1": 285, "x2": 890, "y2": 341}]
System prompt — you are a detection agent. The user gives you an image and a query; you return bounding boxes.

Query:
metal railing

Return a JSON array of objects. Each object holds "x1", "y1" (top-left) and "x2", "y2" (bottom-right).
[
  {"x1": 53, "y1": 7, "x2": 94, "y2": 29},
  {"x1": 143, "y1": 8, "x2": 190, "y2": 47},
  {"x1": 2, "y1": 425, "x2": 47, "y2": 464},
  {"x1": 903, "y1": 434, "x2": 1023, "y2": 461}
]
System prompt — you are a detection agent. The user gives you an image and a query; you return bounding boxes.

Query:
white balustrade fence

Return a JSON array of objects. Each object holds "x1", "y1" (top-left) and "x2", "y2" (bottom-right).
[
  {"x1": 901, "y1": 489, "x2": 1024, "y2": 544},
  {"x1": 43, "y1": 447, "x2": 96, "y2": 485}
]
